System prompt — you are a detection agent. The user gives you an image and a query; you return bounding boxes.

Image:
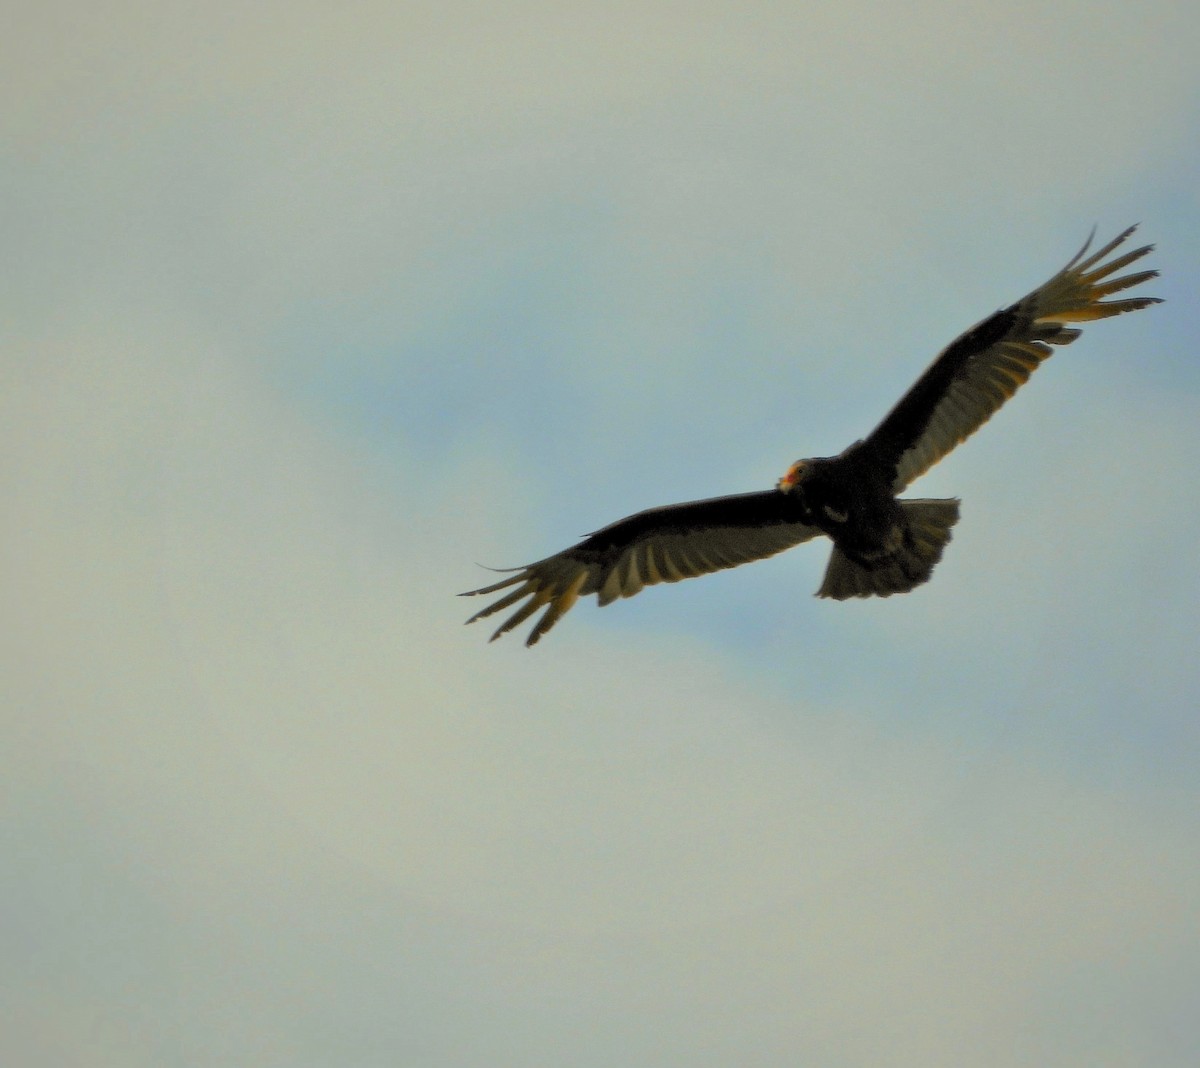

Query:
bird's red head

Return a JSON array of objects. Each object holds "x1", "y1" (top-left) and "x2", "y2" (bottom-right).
[{"x1": 777, "y1": 459, "x2": 809, "y2": 491}]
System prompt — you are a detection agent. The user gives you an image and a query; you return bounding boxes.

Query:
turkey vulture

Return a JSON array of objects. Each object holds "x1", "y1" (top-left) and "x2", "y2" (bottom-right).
[{"x1": 464, "y1": 226, "x2": 1160, "y2": 646}]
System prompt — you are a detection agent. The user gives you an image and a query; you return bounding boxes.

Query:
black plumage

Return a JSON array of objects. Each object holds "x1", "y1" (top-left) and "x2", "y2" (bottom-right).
[{"x1": 464, "y1": 226, "x2": 1161, "y2": 645}]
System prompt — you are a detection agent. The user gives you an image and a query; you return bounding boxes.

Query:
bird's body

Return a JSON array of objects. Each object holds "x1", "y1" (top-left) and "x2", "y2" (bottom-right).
[
  {"x1": 782, "y1": 445, "x2": 908, "y2": 558},
  {"x1": 464, "y1": 226, "x2": 1161, "y2": 645}
]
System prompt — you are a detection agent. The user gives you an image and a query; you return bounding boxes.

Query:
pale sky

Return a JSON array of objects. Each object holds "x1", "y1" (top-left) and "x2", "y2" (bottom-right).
[{"x1": 5, "y1": 3, "x2": 1200, "y2": 1065}]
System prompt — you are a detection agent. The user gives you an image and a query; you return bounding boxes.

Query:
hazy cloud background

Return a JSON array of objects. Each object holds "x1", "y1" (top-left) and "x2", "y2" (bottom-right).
[{"x1": 5, "y1": 3, "x2": 1199, "y2": 1065}]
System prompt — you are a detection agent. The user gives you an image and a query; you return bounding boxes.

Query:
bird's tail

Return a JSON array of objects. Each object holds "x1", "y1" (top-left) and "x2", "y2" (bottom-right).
[{"x1": 817, "y1": 498, "x2": 961, "y2": 600}]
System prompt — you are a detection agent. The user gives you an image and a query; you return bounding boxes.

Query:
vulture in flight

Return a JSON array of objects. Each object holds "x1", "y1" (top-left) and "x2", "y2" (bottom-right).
[{"x1": 463, "y1": 226, "x2": 1160, "y2": 646}]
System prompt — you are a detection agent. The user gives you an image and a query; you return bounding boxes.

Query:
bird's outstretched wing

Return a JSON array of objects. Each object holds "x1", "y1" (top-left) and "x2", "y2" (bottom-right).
[
  {"x1": 866, "y1": 225, "x2": 1161, "y2": 491},
  {"x1": 463, "y1": 492, "x2": 821, "y2": 646}
]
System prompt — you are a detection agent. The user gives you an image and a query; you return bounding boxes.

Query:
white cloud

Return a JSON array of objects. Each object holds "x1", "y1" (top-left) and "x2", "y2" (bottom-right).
[
  {"x1": 5, "y1": 301, "x2": 1197, "y2": 1065},
  {"x1": 5, "y1": 2, "x2": 1199, "y2": 1063}
]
